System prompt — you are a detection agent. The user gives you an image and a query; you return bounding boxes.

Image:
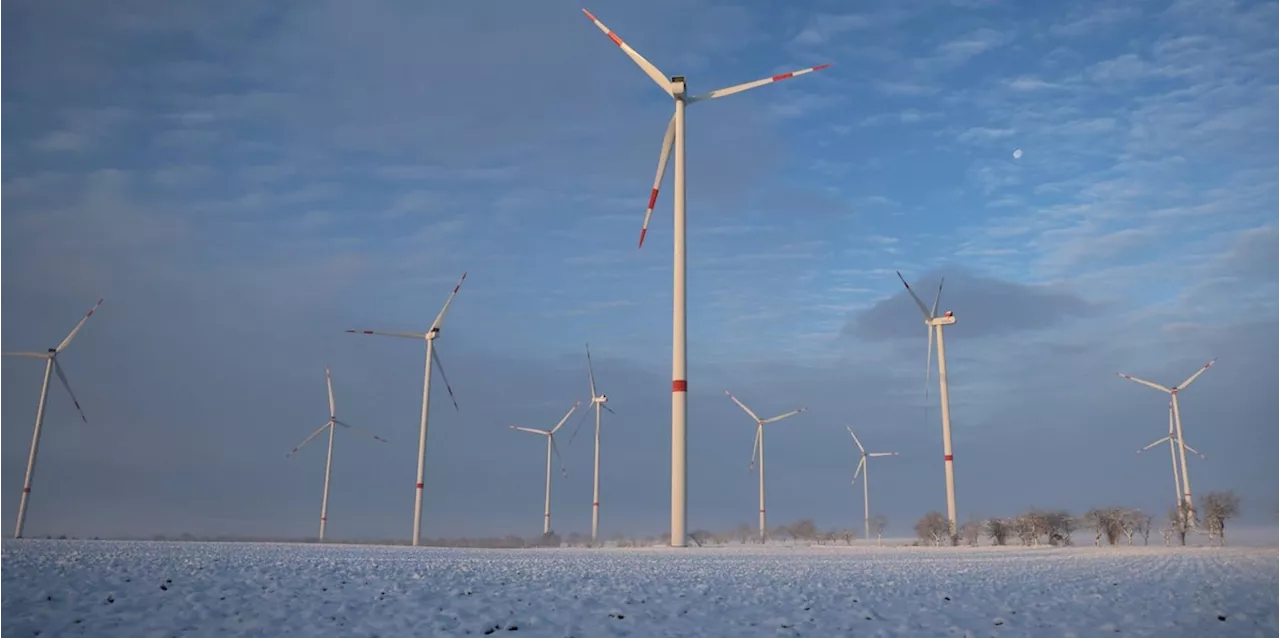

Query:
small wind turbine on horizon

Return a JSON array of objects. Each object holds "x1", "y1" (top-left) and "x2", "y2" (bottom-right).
[
  {"x1": 1136, "y1": 399, "x2": 1205, "y2": 511},
  {"x1": 346, "y1": 272, "x2": 466, "y2": 547},
  {"x1": 287, "y1": 366, "x2": 388, "y2": 543},
  {"x1": 725, "y1": 390, "x2": 806, "y2": 542},
  {"x1": 897, "y1": 271, "x2": 960, "y2": 536},
  {"x1": 3, "y1": 298, "x2": 102, "y2": 539},
  {"x1": 582, "y1": 8, "x2": 830, "y2": 547},
  {"x1": 846, "y1": 426, "x2": 899, "y2": 542},
  {"x1": 510, "y1": 401, "x2": 580, "y2": 536},
  {"x1": 1118, "y1": 358, "x2": 1216, "y2": 524},
  {"x1": 567, "y1": 344, "x2": 616, "y2": 546}
]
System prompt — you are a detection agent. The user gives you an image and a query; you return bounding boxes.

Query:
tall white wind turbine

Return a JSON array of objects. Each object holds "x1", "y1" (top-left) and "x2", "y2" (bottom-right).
[
  {"x1": 510, "y1": 401, "x2": 580, "y2": 535},
  {"x1": 846, "y1": 426, "x2": 899, "y2": 541},
  {"x1": 897, "y1": 271, "x2": 959, "y2": 535},
  {"x1": 3, "y1": 298, "x2": 102, "y2": 539},
  {"x1": 567, "y1": 344, "x2": 616, "y2": 545},
  {"x1": 287, "y1": 366, "x2": 388, "y2": 543},
  {"x1": 1118, "y1": 358, "x2": 1216, "y2": 522},
  {"x1": 725, "y1": 390, "x2": 806, "y2": 542},
  {"x1": 582, "y1": 8, "x2": 830, "y2": 547},
  {"x1": 346, "y1": 272, "x2": 466, "y2": 546},
  {"x1": 1136, "y1": 399, "x2": 1205, "y2": 509}
]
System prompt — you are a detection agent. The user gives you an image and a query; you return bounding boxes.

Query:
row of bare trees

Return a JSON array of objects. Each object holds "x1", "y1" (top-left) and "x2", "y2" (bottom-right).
[{"x1": 913, "y1": 490, "x2": 1241, "y2": 548}]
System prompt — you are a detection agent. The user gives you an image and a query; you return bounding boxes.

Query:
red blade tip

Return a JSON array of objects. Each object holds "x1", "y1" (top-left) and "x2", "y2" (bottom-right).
[{"x1": 638, "y1": 228, "x2": 647, "y2": 248}]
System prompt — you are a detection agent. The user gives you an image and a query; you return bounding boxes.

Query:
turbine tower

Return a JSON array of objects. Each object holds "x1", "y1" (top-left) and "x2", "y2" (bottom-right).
[
  {"x1": 510, "y1": 401, "x2": 580, "y2": 535},
  {"x1": 287, "y1": 366, "x2": 388, "y2": 542},
  {"x1": 582, "y1": 8, "x2": 829, "y2": 547},
  {"x1": 346, "y1": 272, "x2": 465, "y2": 546},
  {"x1": 1136, "y1": 399, "x2": 1204, "y2": 510},
  {"x1": 725, "y1": 390, "x2": 806, "y2": 542},
  {"x1": 3, "y1": 298, "x2": 102, "y2": 539},
  {"x1": 567, "y1": 344, "x2": 616, "y2": 545},
  {"x1": 846, "y1": 426, "x2": 898, "y2": 541},
  {"x1": 897, "y1": 271, "x2": 959, "y2": 535},
  {"x1": 1118, "y1": 358, "x2": 1216, "y2": 523}
]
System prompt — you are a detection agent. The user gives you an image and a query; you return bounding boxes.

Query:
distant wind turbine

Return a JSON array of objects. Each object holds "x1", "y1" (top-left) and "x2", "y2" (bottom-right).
[
  {"x1": 510, "y1": 401, "x2": 580, "y2": 535},
  {"x1": 3, "y1": 298, "x2": 102, "y2": 539},
  {"x1": 582, "y1": 7, "x2": 829, "y2": 547},
  {"x1": 897, "y1": 271, "x2": 959, "y2": 536},
  {"x1": 287, "y1": 366, "x2": 388, "y2": 543},
  {"x1": 567, "y1": 344, "x2": 616, "y2": 545},
  {"x1": 346, "y1": 272, "x2": 466, "y2": 546},
  {"x1": 1136, "y1": 399, "x2": 1205, "y2": 510},
  {"x1": 725, "y1": 390, "x2": 806, "y2": 542},
  {"x1": 846, "y1": 426, "x2": 899, "y2": 541},
  {"x1": 1119, "y1": 358, "x2": 1216, "y2": 523}
]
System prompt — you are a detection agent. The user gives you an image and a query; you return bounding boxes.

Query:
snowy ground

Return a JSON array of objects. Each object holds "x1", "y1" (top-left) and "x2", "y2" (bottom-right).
[{"x1": 3, "y1": 540, "x2": 1275, "y2": 637}]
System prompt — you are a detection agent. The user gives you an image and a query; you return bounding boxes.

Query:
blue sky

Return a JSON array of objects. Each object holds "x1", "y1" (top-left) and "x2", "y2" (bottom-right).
[{"x1": 3, "y1": 0, "x2": 1276, "y2": 541}]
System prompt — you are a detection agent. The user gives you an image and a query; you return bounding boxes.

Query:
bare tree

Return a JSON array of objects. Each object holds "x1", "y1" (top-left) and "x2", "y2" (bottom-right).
[
  {"x1": 1117, "y1": 509, "x2": 1145, "y2": 545},
  {"x1": 1137, "y1": 514, "x2": 1152, "y2": 546},
  {"x1": 1082, "y1": 508, "x2": 1124, "y2": 546},
  {"x1": 735, "y1": 522, "x2": 753, "y2": 544},
  {"x1": 869, "y1": 515, "x2": 887, "y2": 545},
  {"x1": 915, "y1": 511, "x2": 950, "y2": 546},
  {"x1": 688, "y1": 529, "x2": 713, "y2": 547},
  {"x1": 1043, "y1": 510, "x2": 1075, "y2": 546},
  {"x1": 960, "y1": 517, "x2": 983, "y2": 546},
  {"x1": 1200, "y1": 491, "x2": 1241, "y2": 546},
  {"x1": 788, "y1": 519, "x2": 819, "y2": 545},
  {"x1": 1167, "y1": 503, "x2": 1192, "y2": 547},
  {"x1": 985, "y1": 518, "x2": 1010, "y2": 546}
]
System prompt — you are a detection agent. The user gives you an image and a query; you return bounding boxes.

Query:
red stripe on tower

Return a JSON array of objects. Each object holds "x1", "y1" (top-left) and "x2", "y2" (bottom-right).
[
  {"x1": 320, "y1": 517, "x2": 326, "y2": 521},
  {"x1": 22, "y1": 487, "x2": 30, "y2": 493},
  {"x1": 944, "y1": 455, "x2": 953, "y2": 461},
  {"x1": 672, "y1": 380, "x2": 687, "y2": 392},
  {"x1": 416, "y1": 482, "x2": 424, "y2": 489},
  {"x1": 593, "y1": 502, "x2": 599, "y2": 506}
]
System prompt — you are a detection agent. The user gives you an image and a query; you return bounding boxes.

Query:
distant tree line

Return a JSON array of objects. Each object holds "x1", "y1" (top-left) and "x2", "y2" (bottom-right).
[{"x1": 913, "y1": 490, "x2": 1241, "y2": 548}]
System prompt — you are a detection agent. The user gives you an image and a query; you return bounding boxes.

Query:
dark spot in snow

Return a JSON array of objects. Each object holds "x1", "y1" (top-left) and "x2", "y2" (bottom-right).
[
  {"x1": 865, "y1": 616, "x2": 873, "y2": 621},
  {"x1": 106, "y1": 595, "x2": 114, "y2": 604},
  {"x1": 484, "y1": 630, "x2": 494, "y2": 636},
  {"x1": 506, "y1": 626, "x2": 518, "y2": 631},
  {"x1": 73, "y1": 620, "x2": 82, "y2": 624},
  {"x1": 1218, "y1": 615, "x2": 1227, "y2": 621},
  {"x1": 804, "y1": 607, "x2": 811, "y2": 611},
  {"x1": 781, "y1": 624, "x2": 793, "y2": 629},
  {"x1": 46, "y1": 596, "x2": 53, "y2": 602},
  {"x1": 322, "y1": 588, "x2": 327, "y2": 592},
  {"x1": 994, "y1": 620, "x2": 1004, "y2": 626},
  {"x1": 220, "y1": 597, "x2": 225, "y2": 601},
  {"x1": 160, "y1": 585, "x2": 168, "y2": 591},
  {"x1": 166, "y1": 579, "x2": 172, "y2": 584},
  {"x1": 944, "y1": 597, "x2": 950, "y2": 601}
]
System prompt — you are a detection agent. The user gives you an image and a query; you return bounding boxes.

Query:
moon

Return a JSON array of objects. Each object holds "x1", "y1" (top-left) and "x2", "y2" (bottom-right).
[{"x1": 1012, "y1": 148, "x2": 1023, "y2": 160}]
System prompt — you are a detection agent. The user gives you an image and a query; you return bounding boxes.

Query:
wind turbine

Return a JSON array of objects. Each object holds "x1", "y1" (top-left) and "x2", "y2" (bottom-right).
[
  {"x1": 3, "y1": 298, "x2": 102, "y2": 539},
  {"x1": 567, "y1": 344, "x2": 616, "y2": 545},
  {"x1": 582, "y1": 8, "x2": 830, "y2": 547},
  {"x1": 287, "y1": 366, "x2": 388, "y2": 543},
  {"x1": 510, "y1": 401, "x2": 580, "y2": 535},
  {"x1": 346, "y1": 272, "x2": 466, "y2": 546},
  {"x1": 725, "y1": 390, "x2": 806, "y2": 542},
  {"x1": 1136, "y1": 399, "x2": 1205, "y2": 510},
  {"x1": 897, "y1": 271, "x2": 959, "y2": 535},
  {"x1": 846, "y1": 426, "x2": 899, "y2": 542},
  {"x1": 1118, "y1": 358, "x2": 1216, "y2": 523}
]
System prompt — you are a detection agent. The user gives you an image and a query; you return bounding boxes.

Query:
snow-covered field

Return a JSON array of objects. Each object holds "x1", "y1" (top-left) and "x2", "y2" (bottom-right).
[{"x1": 3, "y1": 540, "x2": 1275, "y2": 637}]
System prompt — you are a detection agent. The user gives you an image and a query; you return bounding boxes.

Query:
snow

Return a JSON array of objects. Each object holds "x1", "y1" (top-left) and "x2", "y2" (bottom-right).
[{"x1": 3, "y1": 540, "x2": 1275, "y2": 637}]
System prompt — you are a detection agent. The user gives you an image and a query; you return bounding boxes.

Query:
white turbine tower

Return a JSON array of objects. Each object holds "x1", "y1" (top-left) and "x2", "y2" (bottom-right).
[
  {"x1": 287, "y1": 366, "x2": 388, "y2": 543},
  {"x1": 1118, "y1": 358, "x2": 1216, "y2": 522},
  {"x1": 725, "y1": 390, "x2": 806, "y2": 542},
  {"x1": 897, "y1": 271, "x2": 959, "y2": 535},
  {"x1": 1136, "y1": 399, "x2": 1205, "y2": 510},
  {"x1": 3, "y1": 298, "x2": 102, "y2": 539},
  {"x1": 567, "y1": 344, "x2": 616, "y2": 545},
  {"x1": 510, "y1": 401, "x2": 580, "y2": 535},
  {"x1": 582, "y1": 8, "x2": 830, "y2": 547},
  {"x1": 346, "y1": 272, "x2": 466, "y2": 546},
  {"x1": 846, "y1": 426, "x2": 899, "y2": 541}
]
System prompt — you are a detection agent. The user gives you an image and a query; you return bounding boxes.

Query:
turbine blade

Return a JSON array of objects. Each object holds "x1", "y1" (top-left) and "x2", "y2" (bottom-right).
[
  {"x1": 428, "y1": 272, "x2": 468, "y2": 333},
  {"x1": 52, "y1": 359, "x2": 88, "y2": 423},
  {"x1": 868, "y1": 452, "x2": 898, "y2": 457},
  {"x1": 601, "y1": 404, "x2": 617, "y2": 415},
  {"x1": 325, "y1": 366, "x2": 336, "y2": 419},
  {"x1": 551, "y1": 434, "x2": 567, "y2": 478},
  {"x1": 335, "y1": 420, "x2": 389, "y2": 443},
  {"x1": 55, "y1": 298, "x2": 103, "y2": 352},
  {"x1": 2, "y1": 352, "x2": 52, "y2": 359},
  {"x1": 586, "y1": 343, "x2": 597, "y2": 398},
  {"x1": 288, "y1": 421, "x2": 333, "y2": 457},
  {"x1": 1176, "y1": 358, "x2": 1217, "y2": 391},
  {"x1": 1139, "y1": 437, "x2": 1171, "y2": 453},
  {"x1": 749, "y1": 426, "x2": 761, "y2": 471},
  {"x1": 431, "y1": 346, "x2": 460, "y2": 411},
  {"x1": 925, "y1": 324, "x2": 935, "y2": 403},
  {"x1": 509, "y1": 425, "x2": 548, "y2": 436},
  {"x1": 687, "y1": 64, "x2": 831, "y2": 103},
  {"x1": 896, "y1": 271, "x2": 933, "y2": 319},
  {"x1": 1116, "y1": 373, "x2": 1171, "y2": 394},
  {"x1": 761, "y1": 407, "x2": 806, "y2": 424},
  {"x1": 345, "y1": 329, "x2": 426, "y2": 339},
  {"x1": 566, "y1": 402, "x2": 593, "y2": 447},
  {"x1": 550, "y1": 401, "x2": 581, "y2": 435},
  {"x1": 1180, "y1": 441, "x2": 1205, "y2": 459},
  {"x1": 640, "y1": 115, "x2": 675, "y2": 249},
  {"x1": 846, "y1": 426, "x2": 866, "y2": 454},
  {"x1": 930, "y1": 278, "x2": 945, "y2": 319},
  {"x1": 725, "y1": 390, "x2": 762, "y2": 423},
  {"x1": 852, "y1": 457, "x2": 864, "y2": 483},
  {"x1": 581, "y1": 9, "x2": 672, "y2": 96}
]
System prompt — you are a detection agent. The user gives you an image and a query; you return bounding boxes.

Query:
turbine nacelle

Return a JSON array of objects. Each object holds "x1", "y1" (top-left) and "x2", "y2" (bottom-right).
[
  {"x1": 928, "y1": 313, "x2": 957, "y2": 327},
  {"x1": 670, "y1": 76, "x2": 686, "y2": 97},
  {"x1": 593, "y1": 394, "x2": 609, "y2": 404}
]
